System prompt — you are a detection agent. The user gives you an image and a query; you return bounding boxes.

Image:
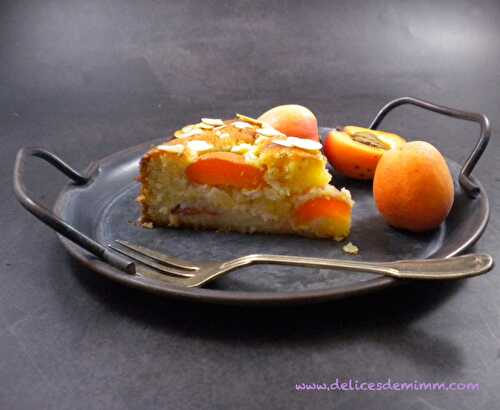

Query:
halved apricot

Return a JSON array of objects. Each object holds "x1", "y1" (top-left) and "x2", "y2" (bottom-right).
[
  {"x1": 186, "y1": 152, "x2": 265, "y2": 189},
  {"x1": 294, "y1": 197, "x2": 351, "y2": 225},
  {"x1": 324, "y1": 126, "x2": 406, "y2": 180},
  {"x1": 258, "y1": 105, "x2": 320, "y2": 141}
]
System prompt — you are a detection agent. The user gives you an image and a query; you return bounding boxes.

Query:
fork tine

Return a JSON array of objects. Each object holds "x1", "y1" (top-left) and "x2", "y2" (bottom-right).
[
  {"x1": 109, "y1": 244, "x2": 195, "y2": 278},
  {"x1": 134, "y1": 264, "x2": 188, "y2": 286},
  {"x1": 115, "y1": 240, "x2": 199, "y2": 271}
]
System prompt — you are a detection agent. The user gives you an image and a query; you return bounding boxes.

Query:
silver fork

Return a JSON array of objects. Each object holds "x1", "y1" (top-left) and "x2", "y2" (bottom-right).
[{"x1": 108, "y1": 240, "x2": 494, "y2": 288}]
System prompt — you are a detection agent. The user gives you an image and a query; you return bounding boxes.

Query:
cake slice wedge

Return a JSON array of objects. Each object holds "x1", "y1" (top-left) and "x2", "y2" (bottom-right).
[{"x1": 137, "y1": 115, "x2": 353, "y2": 240}]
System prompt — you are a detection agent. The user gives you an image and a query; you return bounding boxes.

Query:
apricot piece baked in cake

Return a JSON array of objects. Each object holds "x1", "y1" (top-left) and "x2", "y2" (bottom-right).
[{"x1": 137, "y1": 115, "x2": 353, "y2": 240}]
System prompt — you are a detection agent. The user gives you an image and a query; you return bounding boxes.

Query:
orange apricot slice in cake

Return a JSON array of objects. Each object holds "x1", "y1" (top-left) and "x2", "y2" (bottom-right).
[
  {"x1": 186, "y1": 152, "x2": 265, "y2": 190},
  {"x1": 137, "y1": 115, "x2": 353, "y2": 240},
  {"x1": 324, "y1": 126, "x2": 406, "y2": 180}
]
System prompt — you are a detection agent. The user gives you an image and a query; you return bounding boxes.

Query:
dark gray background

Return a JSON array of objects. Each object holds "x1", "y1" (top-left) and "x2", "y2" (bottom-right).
[{"x1": 1, "y1": 0, "x2": 499, "y2": 409}]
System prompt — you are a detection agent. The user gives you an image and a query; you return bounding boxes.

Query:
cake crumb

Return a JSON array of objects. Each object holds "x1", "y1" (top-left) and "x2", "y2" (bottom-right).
[
  {"x1": 142, "y1": 221, "x2": 154, "y2": 229},
  {"x1": 342, "y1": 242, "x2": 359, "y2": 255}
]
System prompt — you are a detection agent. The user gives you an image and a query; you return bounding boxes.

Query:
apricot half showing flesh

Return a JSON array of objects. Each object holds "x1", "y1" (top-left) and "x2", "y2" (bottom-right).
[
  {"x1": 373, "y1": 141, "x2": 454, "y2": 233},
  {"x1": 258, "y1": 104, "x2": 320, "y2": 141},
  {"x1": 324, "y1": 126, "x2": 406, "y2": 180}
]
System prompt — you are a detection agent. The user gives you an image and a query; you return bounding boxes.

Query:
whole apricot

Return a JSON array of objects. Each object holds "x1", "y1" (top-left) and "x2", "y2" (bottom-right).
[
  {"x1": 324, "y1": 126, "x2": 406, "y2": 180},
  {"x1": 258, "y1": 104, "x2": 320, "y2": 141},
  {"x1": 373, "y1": 141, "x2": 454, "y2": 232}
]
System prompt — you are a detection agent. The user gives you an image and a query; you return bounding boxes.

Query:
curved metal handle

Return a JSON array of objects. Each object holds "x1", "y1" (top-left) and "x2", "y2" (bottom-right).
[
  {"x1": 13, "y1": 147, "x2": 135, "y2": 274},
  {"x1": 369, "y1": 96, "x2": 491, "y2": 198}
]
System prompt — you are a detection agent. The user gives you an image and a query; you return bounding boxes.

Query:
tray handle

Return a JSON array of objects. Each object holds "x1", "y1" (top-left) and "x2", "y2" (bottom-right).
[
  {"x1": 369, "y1": 96, "x2": 491, "y2": 198},
  {"x1": 13, "y1": 147, "x2": 135, "y2": 274}
]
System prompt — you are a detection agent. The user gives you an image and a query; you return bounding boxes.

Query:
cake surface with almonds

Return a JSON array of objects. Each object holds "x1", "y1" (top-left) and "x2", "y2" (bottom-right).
[{"x1": 137, "y1": 115, "x2": 353, "y2": 239}]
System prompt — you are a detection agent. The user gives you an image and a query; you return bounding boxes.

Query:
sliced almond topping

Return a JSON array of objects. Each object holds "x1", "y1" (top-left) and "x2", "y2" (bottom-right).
[
  {"x1": 236, "y1": 114, "x2": 264, "y2": 126},
  {"x1": 157, "y1": 144, "x2": 185, "y2": 154},
  {"x1": 214, "y1": 129, "x2": 227, "y2": 137},
  {"x1": 287, "y1": 137, "x2": 322, "y2": 151},
  {"x1": 231, "y1": 143, "x2": 252, "y2": 153},
  {"x1": 232, "y1": 121, "x2": 253, "y2": 129},
  {"x1": 272, "y1": 139, "x2": 294, "y2": 148},
  {"x1": 218, "y1": 132, "x2": 230, "y2": 139},
  {"x1": 256, "y1": 127, "x2": 284, "y2": 137},
  {"x1": 201, "y1": 118, "x2": 224, "y2": 127},
  {"x1": 197, "y1": 122, "x2": 214, "y2": 130},
  {"x1": 187, "y1": 140, "x2": 214, "y2": 152},
  {"x1": 175, "y1": 128, "x2": 203, "y2": 139},
  {"x1": 182, "y1": 125, "x2": 195, "y2": 133}
]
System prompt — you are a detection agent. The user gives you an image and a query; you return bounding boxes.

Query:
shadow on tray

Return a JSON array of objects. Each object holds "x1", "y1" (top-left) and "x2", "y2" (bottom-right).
[{"x1": 68, "y1": 252, "x2": 471, "y2": 374}]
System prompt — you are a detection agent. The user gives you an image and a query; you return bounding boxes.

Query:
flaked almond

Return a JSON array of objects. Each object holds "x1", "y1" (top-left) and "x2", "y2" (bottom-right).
[
  {"x1": 157, "y1": 144, "x2": 185, "y2": 154},
  {"x1": 187, "y1": 140, "x2": 214, "y2": 152},
  {"x1": 175, "y1": 128, "x2": 203, "y2": 139},
  {"x1": 232, "y1": 121, "x2": 253, "y2": 129},
  {"x1": 236, "y1": 114, "x2": 264, "y2": 126},
  {"x1": 256, "y1": 127, "x2": 284, "y2": 137},
  {"x1": 342, "y1": 242, "x2": 359, "y2": 255},
  {"x1": 272, "y1": 139, "x2": 294, "y2": 148},
  {"x1": 182, "y1": 125, "x2": 195, "y2": 133},
  {"x1": 231, "y1": 143, "x2": 252, "y2": 153},
  {"x1": 197, "y1": 122, "x2": 214, "y2": 130},
  {"x1": 214, "y1": 129, "x2": 227, "y2": 137},
  {"x1": 287, "y1": 137, "x2": 322, "y2": 151},
  {"x1": 218, "y1": 132, "x2": 230, "y2": 139},
  {"x1": 201, "y1": 118, "x2": 224, "y2": 127}
]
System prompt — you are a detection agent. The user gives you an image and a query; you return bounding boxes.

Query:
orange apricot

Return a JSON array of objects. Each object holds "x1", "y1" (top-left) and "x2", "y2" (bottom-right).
[
  {"x1": 258, "y1": 104, "x2": 320, "y2": 141},
  {"x1": 295, "y1": 197, "x2": 351, "y2": 225},
  {"x1": 186, "y1": 152, "x2": 265, "y2": 189},
  {"x1": 324, "y1": 126, "x2": 406, "y2": 180},
  {"x1": 373, "y1": 141, "x2": 454, "y2": 232}
]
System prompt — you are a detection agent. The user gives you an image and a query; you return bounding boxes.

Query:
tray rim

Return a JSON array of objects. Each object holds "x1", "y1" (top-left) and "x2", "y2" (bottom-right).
[{"x1": 53, "y1": 135, "x2": 491, "y2": 306}]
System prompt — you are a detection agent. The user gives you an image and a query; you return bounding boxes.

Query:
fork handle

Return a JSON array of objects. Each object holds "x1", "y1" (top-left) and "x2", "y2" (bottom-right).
[{"x1": 235, "y1": 253, "x2": 493, "y2": 280}]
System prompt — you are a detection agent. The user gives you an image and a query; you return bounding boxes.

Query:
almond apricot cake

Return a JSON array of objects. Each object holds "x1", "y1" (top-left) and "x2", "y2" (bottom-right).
[{"x1": 137, "y1": 115, "x2": 353, "y2": 239}]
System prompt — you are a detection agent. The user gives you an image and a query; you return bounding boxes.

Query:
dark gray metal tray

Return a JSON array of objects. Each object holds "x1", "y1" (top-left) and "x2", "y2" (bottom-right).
[{"x1": 14, "y1": 97, "x2": 491, "y2": 305}]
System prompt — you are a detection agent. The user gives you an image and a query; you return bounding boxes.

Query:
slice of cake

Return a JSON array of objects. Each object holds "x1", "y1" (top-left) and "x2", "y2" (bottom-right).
[{"x1": 137, "y1": 115, "x2": 353, "y2": 240}]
